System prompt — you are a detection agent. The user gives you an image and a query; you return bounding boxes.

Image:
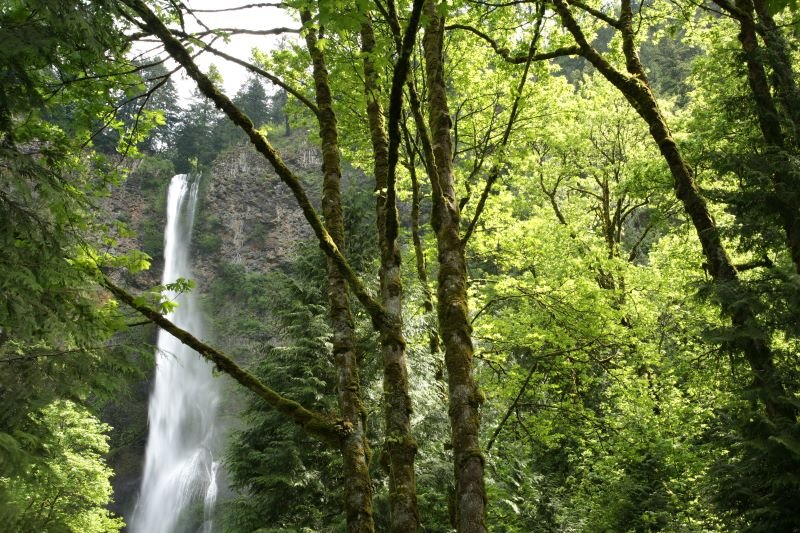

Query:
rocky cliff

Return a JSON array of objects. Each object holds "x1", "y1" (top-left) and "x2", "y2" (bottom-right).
[{"x1": 192, "y1": 141, "x2": 314, "y2": 285}]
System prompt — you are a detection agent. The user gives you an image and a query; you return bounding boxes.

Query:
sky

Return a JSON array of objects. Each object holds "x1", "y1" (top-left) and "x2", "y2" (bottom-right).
[{"x1": 150, "y1": 1, "x2": 298, "y2": 100}]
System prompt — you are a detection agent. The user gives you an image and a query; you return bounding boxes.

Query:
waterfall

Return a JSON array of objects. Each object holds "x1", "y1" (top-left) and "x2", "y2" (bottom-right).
[{"x1": 131, "y1": 174, "x2": 221, "y2": 533}]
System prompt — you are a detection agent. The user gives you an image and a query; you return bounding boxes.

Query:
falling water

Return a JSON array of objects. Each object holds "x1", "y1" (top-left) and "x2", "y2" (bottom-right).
[{"x1": 131, "y1": 174, "x2": 221, "y2": 533}]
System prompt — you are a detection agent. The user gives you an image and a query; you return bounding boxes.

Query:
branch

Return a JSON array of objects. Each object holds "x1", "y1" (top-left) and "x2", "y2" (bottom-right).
[
  {"x1": 487, "y1": 337, "x2": 619, "y2": 450},
  {"x1": 402, "y1": 123, "x2": 436, "y2": 316},
  {"x1": 82, "y1": 63, "x2": 182, "y2": 151},
  {"x1": 462, "y1": 6, "x2": 544, "y2": 245},
  {"x1": 711, "y1": 0, "x2": 751, "y2": 20},
  {"x1": 467, "y1": 0, "x2": 538, "y2": 8},
  {"x1": 735, "y1": 256, "x2": 774, "y2": 272},
  {"x1": 380, "y1": 0, "x2": 403, "y2": 50},
  {"x1": 540, "y1": 173, "x2": 568, "y2": 226},
  {"x1": 0, "y1": 347, "x2": 118, "y2": 364},
  {"x1": 386, "y1": 0, "x2": 426, "y2": 245},
  {"x1": 187, "y1": 27, "x2": 300, "y2": 37},
  {"x1": 486, "y1": 361, "x2": 538, "y2": 451},
  {"x1": 170, "y1": 32, "x2": 320, "y2": 117},
  {"x1": 101, "y1": 275, "x2": 343, "y2": 444},
  {"x1": 627, "y1": 218, "x2": 656, "y2": 262},
  {"x1": 568, "y1": 0, "x2": 622, "y2": 29},
  {"x1": 121, "y1": 0, "x2": 390, "y2": 331},
  {"x1": 189, "y1": 2, "x2": 285, "y2": 11},
  {"x1": 45, "y1": 58, "x2": 167, "y2": 88},
  {"x1": 406, "y1": 79, "x2": 440, "y2": 198},
  {"x1": 445, "y1": 23, "x2": 580, "y2": 63},
  {"x1": 551, "y1": 0, "x2": 638, "y2": 92}
]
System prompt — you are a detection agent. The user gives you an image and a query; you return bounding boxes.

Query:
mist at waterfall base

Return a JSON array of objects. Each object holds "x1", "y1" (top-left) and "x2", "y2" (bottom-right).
[{"x1": 131, "y1": 174, "x2": 222, "y2": 533}]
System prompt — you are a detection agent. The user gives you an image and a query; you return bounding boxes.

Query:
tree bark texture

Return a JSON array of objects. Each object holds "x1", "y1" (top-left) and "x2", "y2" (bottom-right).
[
  {"x1": 404, "y1": 124, "x2": 440, "y2": 354},
  {"x1": 302, "y1": 10, "x2": 375, "y2": 532},
  {"x1": 553, "y1": 0, "x2": 795, "y2": 421},
  {"x1": 423, "y1": 2, "x2": 488, "y2": 531},
  {"x1": 360, "y1": 19, "x2": 419, "y2": 533}
]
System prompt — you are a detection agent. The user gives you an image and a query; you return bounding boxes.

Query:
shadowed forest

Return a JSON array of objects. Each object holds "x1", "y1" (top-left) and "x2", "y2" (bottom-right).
[{"x1": 2, "y1": 0, "x2": 800, "y2": 531}]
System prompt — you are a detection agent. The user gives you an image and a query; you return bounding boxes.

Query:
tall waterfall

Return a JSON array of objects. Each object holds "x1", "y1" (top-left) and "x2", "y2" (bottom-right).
[{"x1": 131, "y1": 174, "x2": 221, "y2": 533}]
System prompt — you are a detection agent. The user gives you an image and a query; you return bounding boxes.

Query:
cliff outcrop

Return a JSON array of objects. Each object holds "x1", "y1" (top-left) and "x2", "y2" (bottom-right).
[{"x1": 193, "y1": 141, "x2": 314, "y2": 284}]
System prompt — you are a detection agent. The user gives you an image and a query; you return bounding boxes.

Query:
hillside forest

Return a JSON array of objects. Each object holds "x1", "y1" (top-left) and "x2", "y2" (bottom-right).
[{"x1": 2, "y1": 0, "x2": 800, "y2": 531}]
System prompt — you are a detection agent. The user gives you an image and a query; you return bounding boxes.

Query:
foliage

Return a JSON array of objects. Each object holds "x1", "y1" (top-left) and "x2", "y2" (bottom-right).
[
  {"x1": 0, "y1": 1, "x2": 152, "y2": 527},
  {"x1": 675, "y1": 11, "x2": 800, "y2": 528},
  {"x1": 0, "y1": 401, "x2": 123, "y2": 533}
]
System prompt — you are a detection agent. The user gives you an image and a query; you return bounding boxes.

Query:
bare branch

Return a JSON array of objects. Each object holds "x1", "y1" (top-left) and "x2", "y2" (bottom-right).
[
  {"x1": 170, "y1": 31, "x2": 320, "y2": 117},
  {"x1": 568, "y1": 0, "x2": 622, "y2": 29},
  {"x1": 627, "y1": 218, "x2": 656, "y2": 262},
  {"x1": 487, "y1": 361, "x2": 539, "y2": 451},
  {"x1": 188, "y1": 27, "x2": 300, "y2": 37}
]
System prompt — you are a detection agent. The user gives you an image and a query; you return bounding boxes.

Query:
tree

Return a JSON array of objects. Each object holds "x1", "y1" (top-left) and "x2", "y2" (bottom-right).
[
  {"x1": 0, "y1": 401, "x2": 124, "y2": 533},
  {"x1": 1, "y1": 3, "x2": 147, "y2": 526},
  {"x1": 91, "y1": 58, "x2": 180, "y2": 155},
  {"x1": 218, "y1": 257, "x2": 344, "y2": 532},
  {"x1": 678, "y1": 6, "x2": 800, "y2": 527},
  {"x1": 234, "y1": 76, "x2": 272, "y2": 129},
  {"x1": 545, "y1": 0, "x2": 796, "y2": 438},
  {"x1": 172, "y1": 66, "x2": 226, "y2": 172},
  {"x1": 114, "y1": 2, "x2": 422, "y2": 531}
]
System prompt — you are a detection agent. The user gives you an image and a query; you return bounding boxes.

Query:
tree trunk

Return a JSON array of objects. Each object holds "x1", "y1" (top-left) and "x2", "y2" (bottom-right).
[
  {"x1": 405, "y1": 126, "x2": 441, "y2": 355},
  {"x1": 752, "y1": 0, "x2": 800, "y2": 140},
  {"x1": 733, "y1": 0, "x2": 800, "y2": 274},
  {"x1": 360, "y1": 19, "x2": 419, "y2": 533},
  {"x1": 302, "y1": 11, "x2": 375, "y2": 532},
  {"x1": 423, "y1": 2, "x2": 488, "y2": 531}
]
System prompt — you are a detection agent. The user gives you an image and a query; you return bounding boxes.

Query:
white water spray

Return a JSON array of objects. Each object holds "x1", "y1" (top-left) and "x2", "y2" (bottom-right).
[{"x1": 131, "y1": 174, "x2": 221, "y2": 533}]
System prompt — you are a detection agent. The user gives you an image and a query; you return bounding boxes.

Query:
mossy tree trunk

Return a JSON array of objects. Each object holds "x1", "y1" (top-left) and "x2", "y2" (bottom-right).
[
  {"x1": 301, "y1": 10, "x2": 375, "y2": 532},
  {"x1": 359, "y1": 17, "x2": 419, "y2": 533},
  {"x1": 423, "y1": 1, "x2": 488, "y2": 531},
  {"x1": 751, "y1": 0, "x2": 800, "y2": 139}
]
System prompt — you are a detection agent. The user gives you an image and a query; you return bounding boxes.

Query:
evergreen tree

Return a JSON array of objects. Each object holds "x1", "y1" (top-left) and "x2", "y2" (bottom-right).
[
  {"x1": 220, "y1": 252, "x2": 343, "y2": 532},
  {"x1": 1, "y1": 1, "x2": 148, "y2": 529},
  {"x1": 234, "y1": 77, "x2": 272, "y2": 129},
  {"x1": 172, "y1": 65, "x2": 225, "y2": 172},
  {"x1": 11, "y1": 1, "x2": 798, "y2": 531}
]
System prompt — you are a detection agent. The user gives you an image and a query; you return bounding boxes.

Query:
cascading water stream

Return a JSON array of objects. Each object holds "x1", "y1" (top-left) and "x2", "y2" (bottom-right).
[{"x1": 131, "y1": 174, "x2": 221, "y2": 533}]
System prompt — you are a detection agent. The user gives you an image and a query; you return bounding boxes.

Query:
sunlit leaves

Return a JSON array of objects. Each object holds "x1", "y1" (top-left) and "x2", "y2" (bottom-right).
[{"x1": 0, "y1": 401, "x2": 124, "y2": 532}]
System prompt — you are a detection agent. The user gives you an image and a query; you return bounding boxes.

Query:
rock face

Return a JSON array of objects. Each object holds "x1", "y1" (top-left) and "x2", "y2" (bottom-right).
[
  {"x1": 194, "y1": 143, "x2": 313, "y2": 283},
  {"x1": 102, "y1": 158, "x2": 165, "y2": 290}
]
